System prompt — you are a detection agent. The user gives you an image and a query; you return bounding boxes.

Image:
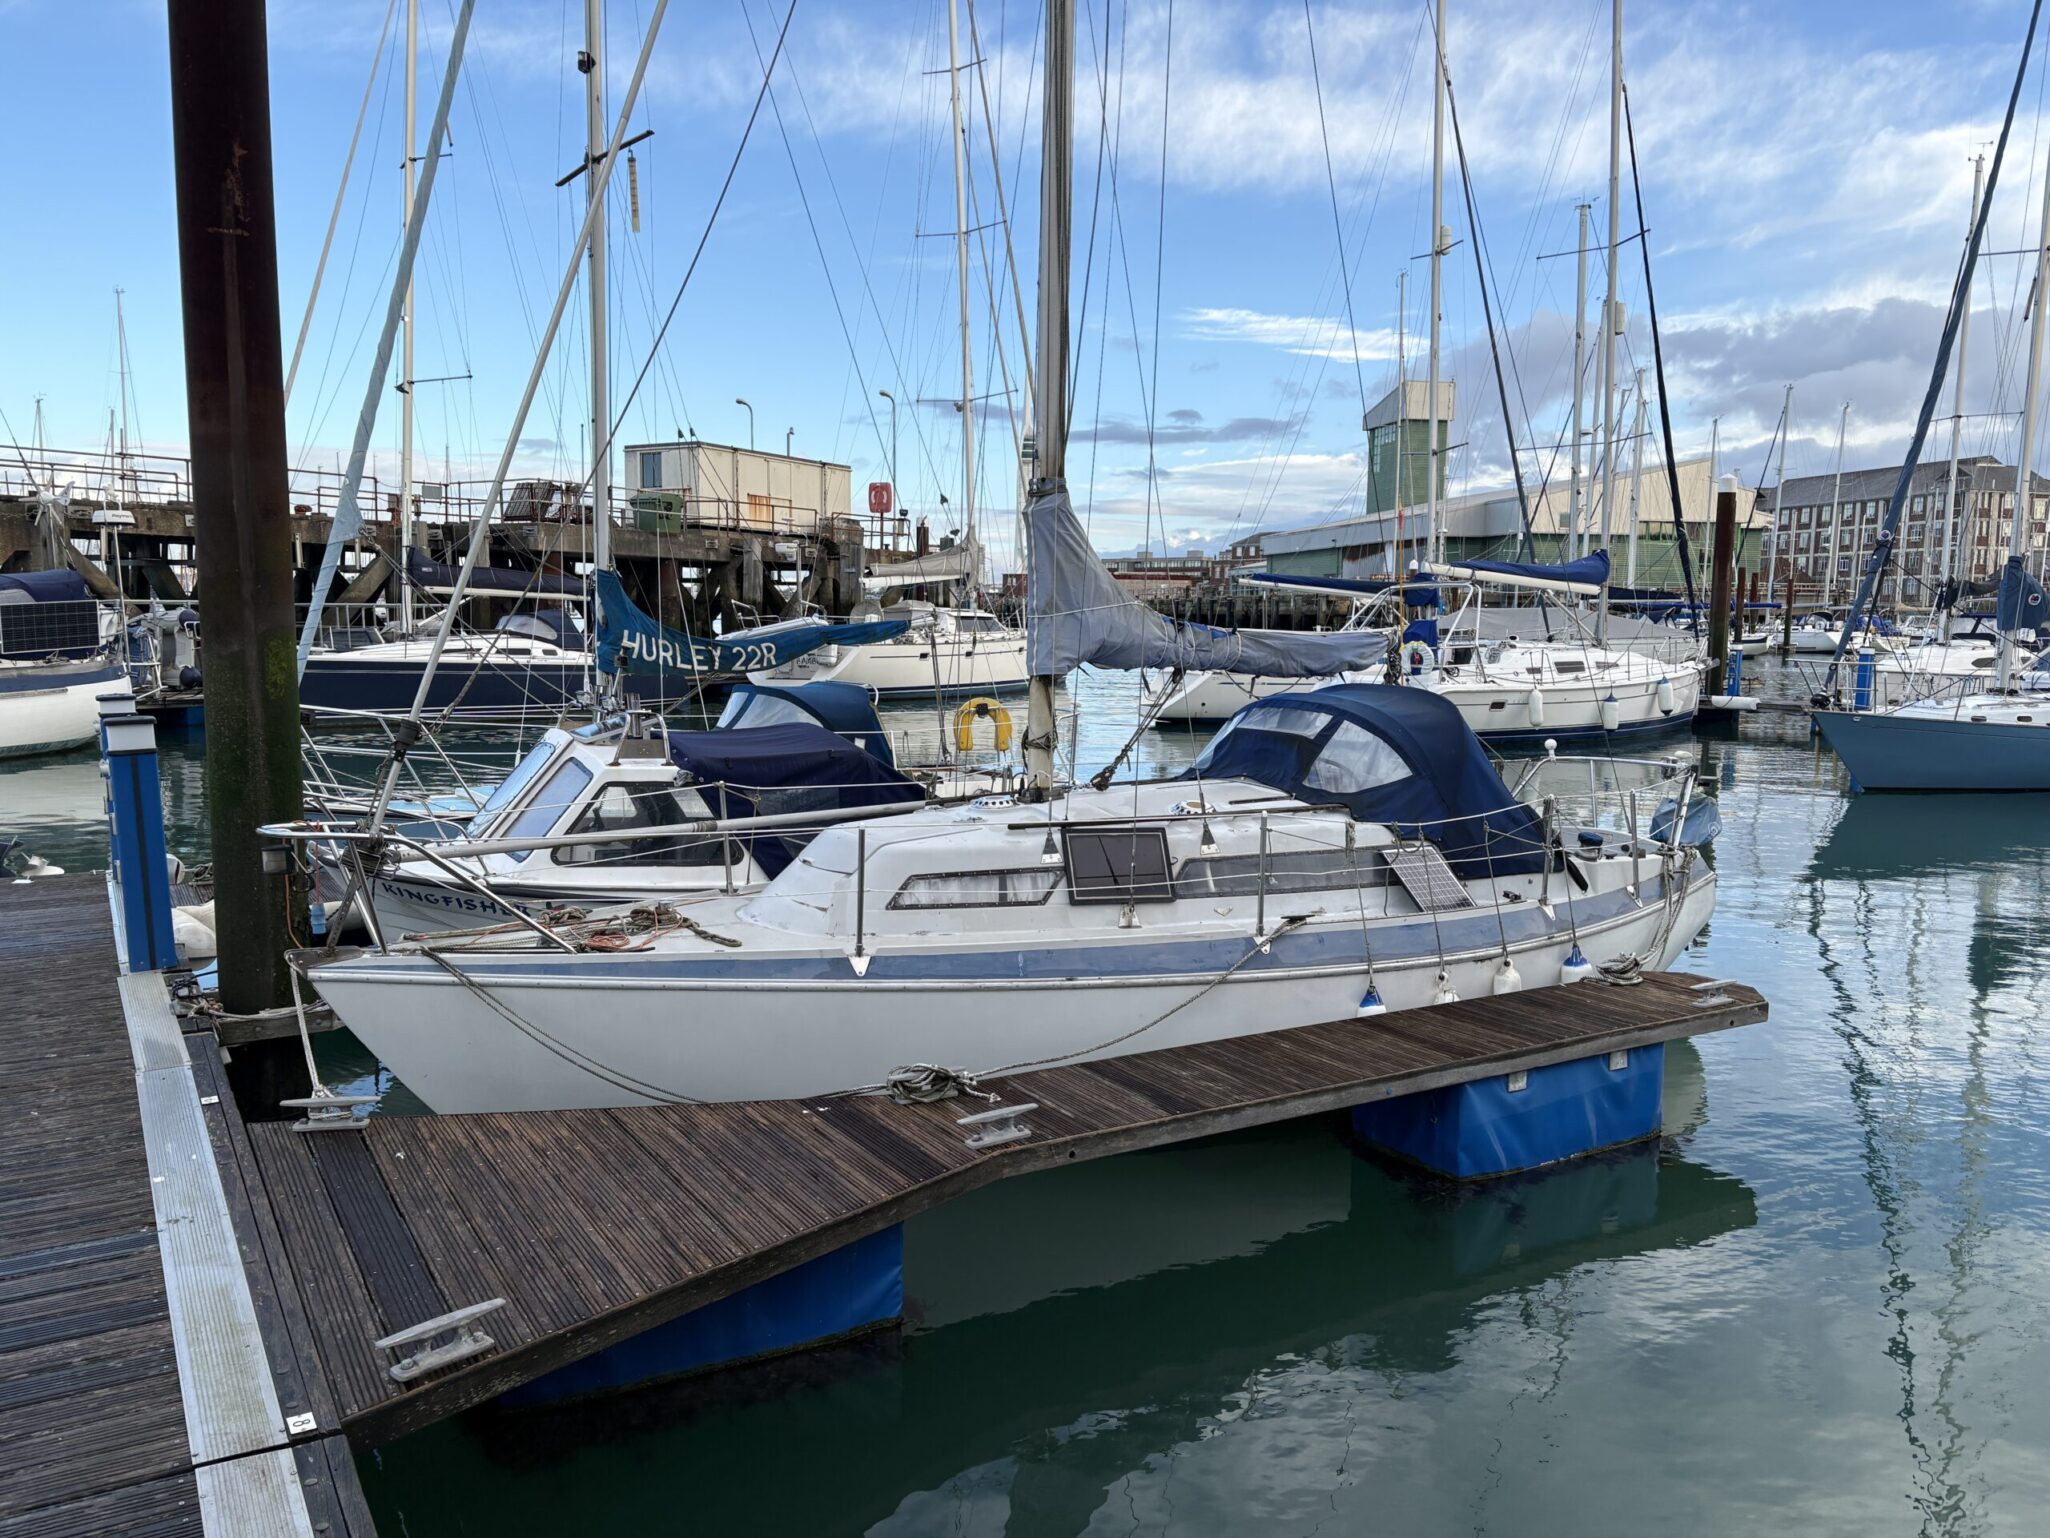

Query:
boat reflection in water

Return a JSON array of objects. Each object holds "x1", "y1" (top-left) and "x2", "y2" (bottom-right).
[{"x1": 358, "y1": 1045, "x2": 1754, "y2": 1534}]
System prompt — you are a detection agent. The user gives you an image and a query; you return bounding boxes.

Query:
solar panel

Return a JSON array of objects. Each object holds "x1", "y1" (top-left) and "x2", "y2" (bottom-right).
[{"x1": 1382, "y1": 843, "x2": 1475, "y2": 911}]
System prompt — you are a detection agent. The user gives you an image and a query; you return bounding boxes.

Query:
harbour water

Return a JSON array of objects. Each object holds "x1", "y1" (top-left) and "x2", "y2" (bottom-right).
[{"x1": 7, "y1": 665, "x2": 2049, "y2": 1534}]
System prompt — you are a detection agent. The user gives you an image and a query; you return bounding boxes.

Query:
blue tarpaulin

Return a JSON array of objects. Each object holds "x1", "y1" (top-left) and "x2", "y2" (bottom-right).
[
  {"x1": 665, "y1": 720, "x2": 923, "y2": 876},
  {"x1": 1185, "y1": 684, "x2": 1547, "y2": 878},
  {"x1": 1996, "y1": 554, "x2": 2050, "y2": 633},
  {"x1": 593, "y1": 569, "x2": 908, "y2": 679}
]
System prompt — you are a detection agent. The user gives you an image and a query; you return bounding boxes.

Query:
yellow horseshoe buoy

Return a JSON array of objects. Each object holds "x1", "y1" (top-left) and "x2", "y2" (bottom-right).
[{"x1": 953, "y1": 696, "x2": 1014, "y2": 753}]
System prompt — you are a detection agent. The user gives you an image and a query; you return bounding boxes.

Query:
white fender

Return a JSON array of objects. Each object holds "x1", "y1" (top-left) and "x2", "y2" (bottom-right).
[
  {"x1": 1656, "y1": 675, "x2": 1675, "y2": 715},
  {"x1": 1600, "y1": 693, "x2": 1622, "y2": 732},
  {"x1": 1526, "y1": 687, "x2": 1546, "y2": 728}
]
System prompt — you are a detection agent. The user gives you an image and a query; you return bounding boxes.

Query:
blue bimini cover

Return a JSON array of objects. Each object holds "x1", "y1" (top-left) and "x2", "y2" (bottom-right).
[
  {"x1": 719, "y1": 680, "x2": 894, "y2": 764},
  {"x1": 666, "y1": 721, "x2": 924, "y2": 876},
  {"x1": 0, "y1": 569, "x2": 91, "y2": 603},
  {"x1": 1183, "y1": 683, "x2": 1546, "y2": 878},
  {"x1": 1446, "y1": 550, "x2": 1611, "y2": 590}
]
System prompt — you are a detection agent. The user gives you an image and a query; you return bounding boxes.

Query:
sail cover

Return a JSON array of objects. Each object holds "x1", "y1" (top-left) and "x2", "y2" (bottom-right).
[
  {"x1": 864, "y1": 543, "x2": 976, "y2": 593},
  {"x1": 1432, "y1": 550, "x2": 1611, "y2": 593},
  {"x1": 1996, "y1": 554, "x2": 2050, "y2": 634},
  {"x1": 1025, "y1": 491, "x2": 1385, "y2": 675},
  {"x1": 407, "y1": 548, "x2": 584, "y2": 598},
  {"x1": 592, "y1": 570, "x2": 908, "y2": 678}
]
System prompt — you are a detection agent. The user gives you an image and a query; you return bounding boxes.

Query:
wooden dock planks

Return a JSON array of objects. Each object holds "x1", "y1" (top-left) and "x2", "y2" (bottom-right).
[
  {"x1": 249, "y1": 966, "x2": 1767, "y2": 1442},
  {"x1": 0, "y1": 877, "x2": 376, "y2": 1537}
]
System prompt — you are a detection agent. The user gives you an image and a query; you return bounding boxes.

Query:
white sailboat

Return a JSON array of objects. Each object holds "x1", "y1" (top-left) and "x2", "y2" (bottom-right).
[{"x1": 300, "y1": 0, "x2": 1718, "y2": 1115}]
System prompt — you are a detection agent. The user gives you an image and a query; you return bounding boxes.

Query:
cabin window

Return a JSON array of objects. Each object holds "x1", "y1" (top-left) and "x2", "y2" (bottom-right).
[
  {"x1": 1176, "y1": 846, "x2": 1391, "y2": 899},
  {"x1": 888, "y1": 868, "x2": 1062, "y2": 909},
  {"x1": 1551, "y1": 659, "x2": 1587, "y2": 675},
  {"x1": 1188, "y1": 704, "x2": 1322, "y2": 775},
  {"x1": 717, "y1": 693, "x2": 821, "y2": 731},
  {"x1": 1301, "y1": 721, "x2": 1411, "y2": 796},
  {"x1": 470, "y1": 737, "x2": 563, "y2": 831},
  {"x1": 555, "y1": 783, "x2": 738, "y2": 867},
  {"x1": 1064, "y1": 827, "x2": 1176, "y2": 904},
  {"x1": 639, "y1": 451, "x2": 664, "y2": 489},
  {"x1": 503, "y1": 760, "x2": 595, "y2": 861}
]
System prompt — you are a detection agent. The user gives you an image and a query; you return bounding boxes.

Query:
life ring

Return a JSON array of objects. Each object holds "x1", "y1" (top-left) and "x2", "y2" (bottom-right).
[
  {"x1": 1401, "y1": 639, "x2": 1434, "y2": 676},
  {"x1": 953, "y1": 696, "x2": 1014, "y2": 753}
]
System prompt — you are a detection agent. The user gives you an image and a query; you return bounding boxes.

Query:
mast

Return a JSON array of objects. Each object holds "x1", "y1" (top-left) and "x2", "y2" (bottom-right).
[
  {"x1": 1943, "y1": 153, "x2": 1986, "y2": 595},
  {"x1": 398, "y1": 0, "x2": 418, "y2": 634},
  {"x1": 1822, "y1": 400, "x2": 1846, "y2": 606},
  {"x1": 1570, "y1": 201, "x2": 1589, "y2": 561},
  {"x1": 1394, "y1": 268, "x2": 1406, "y2": 571},
  {"x1": 1762, "y1": 388, "x2": 1788, "y2": 604},
  {"x1": 946, "y1": 0, "x2": 977, "y2": 592},
  {"x1": 1425, "y1": 0, "x2": 1447, "y2": 564},
  {"x1": 1626, "y1": 366, "x2": 1646, "y2": 587},
  {"x1": 583, "y1": 0, "x2": 611, "y2": 637},
  {"x1": 1998, "y1": 141, "x2": 2050, "y2": 693},
  {"x1": 1596, "y1": 0, "x2": 1621, "y2": 644},
  {"x1": 111, "y1": 290, "x2": 133, "y2": 596},
  {"x1": 1022, "y1": 0, "x2": 1074, "y2": 793}
]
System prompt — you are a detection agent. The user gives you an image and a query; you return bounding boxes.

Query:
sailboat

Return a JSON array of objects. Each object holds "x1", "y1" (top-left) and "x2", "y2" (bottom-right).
[
  {"x1": 1815, "y1": 3, "x2": 2050, "y2": 793},
  {"x1": 749, "y1": 0, "x2": 1027, "y2": 701},
  {"x1": 0, "y1": 562, "x2": 128, "y2": 759},
  {"x1": 298, "y1": 0, "x2": 1717, "y2": 1114}
]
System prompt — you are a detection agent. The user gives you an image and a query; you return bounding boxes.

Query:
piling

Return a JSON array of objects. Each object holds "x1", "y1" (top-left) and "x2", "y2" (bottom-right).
[
  {"x1": 166, "y1": 0, "x2": 304, "y2": 1011},
  {"x1": 1706, "y1": 482, "x2": 1737, "y2": 697}
]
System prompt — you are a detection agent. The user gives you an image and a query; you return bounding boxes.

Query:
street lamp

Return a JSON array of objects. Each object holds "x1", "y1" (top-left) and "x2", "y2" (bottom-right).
[
  {"x1": 877, "y1": 388, "x2": 898, "y2": 512},
  {"x1": 786, "y1": 427, "x2": 795, "y2": 457},
  {"x1": 734, "y1": 397, "x2": 754, "y2": 451}
]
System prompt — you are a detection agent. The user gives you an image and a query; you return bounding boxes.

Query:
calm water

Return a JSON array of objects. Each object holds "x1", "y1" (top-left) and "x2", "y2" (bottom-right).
[{"x1": 9, "y1": 666, "x2": 2050, "y2": 1535}]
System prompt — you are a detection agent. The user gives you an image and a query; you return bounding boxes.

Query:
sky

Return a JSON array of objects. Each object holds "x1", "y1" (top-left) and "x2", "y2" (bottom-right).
[{"x1": 7, "y1": 0, "x2": 2050, "y2": 575}]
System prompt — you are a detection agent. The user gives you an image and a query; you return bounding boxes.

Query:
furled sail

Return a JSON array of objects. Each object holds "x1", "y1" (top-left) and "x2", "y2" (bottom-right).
[
  {"x1": 405, "y1": 547, "x2": 584, "y2": 598},
  {"x1": 1996, "y1": 554, "x2": 2050, "y2": 634},
  {"x1": 1024, "y1": 490, "x2": 1385, "y2": 676},
  {"x1": 591, "y1": 570, "x2": 908, "y2": 678},
  {"x1": 1426, "y1": 550, "x2": 1611, "y2": 595}
]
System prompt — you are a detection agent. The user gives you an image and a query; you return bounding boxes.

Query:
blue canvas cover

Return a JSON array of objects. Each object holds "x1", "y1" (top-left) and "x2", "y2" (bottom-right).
[
  {"x1": 1996, "y1": 554, "x2": 2050, "y2": 634},
  {"x1": 718, "y1": 680, "x2": 894, "y2": 764},
  {"x1": 665, "y1": 721, "x2": 923, "y2": 876},
  {"x1": 593, "y1": 570, "x2": 908, "y2": 679},
  {"x1": 0, "y1": 569, "x2": 90, "y2": 602},
  {"x1": 407, "y1": 547, "x2": 585, "y2": 597},
  {"x1": 1183, "y1": 684, "x2": 1546, "y2": 878},
  {"x1": 1444, "y1": 550, "x2": 1610, "y2": 589}
]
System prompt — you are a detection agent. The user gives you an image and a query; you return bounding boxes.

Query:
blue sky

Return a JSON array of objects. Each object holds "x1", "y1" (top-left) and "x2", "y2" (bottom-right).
[{"x1": 7, "y1": 0, "x2": 2048, "y2": 571}]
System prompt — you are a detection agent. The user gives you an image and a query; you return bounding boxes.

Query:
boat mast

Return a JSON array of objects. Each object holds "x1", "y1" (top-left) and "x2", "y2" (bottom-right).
[
  {"x1": 398, "y1": 0, "x2": 418, "y2": 635},
  {"x1": 1595, "y1": 0, "x2": 1621, "y2": 645},
  {"x1": 1022, "y1": 0, "x2": 1074, "y2": 793},
  {"x1": 1569, "y1": 200, "x2": 1589, "y2": 561},
  {"x1": 113, "y1": 289, "x2": 132, "y2": 596},
  {"x1": 947, "y1": 0, "x2": 977, "y2": 599},
  {"x1": 1942, "y1": 153, "x2": 1986, "y2": 596},
  {"x1": 1998, "y1": 142, "x2": 2050, "y2": 693},
  {"x1": 1394, "y1": 268, "x2": 1406, "y2": 572},
  {"x1": 1425, "y1": 0, "x2": 1446, "y2": 566},
  {"x1": 1822, "y1": 400, "x2": 1846, "y2": 607},
  {"x1": 1626, "y1": 366, "x2": 1646, "y2": 588},
  {"x1": 583, "y1": 0, "x2": 611, "y2": 646}
]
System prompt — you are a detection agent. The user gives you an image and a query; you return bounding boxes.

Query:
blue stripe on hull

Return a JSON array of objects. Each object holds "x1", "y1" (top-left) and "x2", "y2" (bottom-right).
[
  {"x1": 300, "y1": 659, "x2": 589, "y2": 715},
  {"x1": 1816, "y1": 709, "x2": 2050, "y2": 792},
  {"x1": 1477, "y1": 711, "x2": 1697, "y2": 746}
]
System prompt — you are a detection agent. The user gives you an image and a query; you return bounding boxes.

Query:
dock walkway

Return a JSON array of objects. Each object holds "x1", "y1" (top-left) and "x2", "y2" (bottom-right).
[
  {"x1": 250, "y1": 965, "x2": 1766, "y2": 1442},
  {"x1": 0, "y1": 876, "x2": 372, "y2": 1537}
]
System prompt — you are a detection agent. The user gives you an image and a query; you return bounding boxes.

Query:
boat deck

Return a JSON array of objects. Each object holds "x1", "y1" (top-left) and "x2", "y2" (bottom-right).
[
  {"x1": 0, "y1": 875, "x2": 372, "y2": 1537},
  {"x1": 249, "y1": 963, "x2": 1767, "y2": 1442}
]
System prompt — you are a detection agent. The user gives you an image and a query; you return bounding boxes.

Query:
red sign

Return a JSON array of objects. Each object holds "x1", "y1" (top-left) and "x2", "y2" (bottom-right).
[{"x1": 868, "y1": 481, "x2": 893, "y2": 515}]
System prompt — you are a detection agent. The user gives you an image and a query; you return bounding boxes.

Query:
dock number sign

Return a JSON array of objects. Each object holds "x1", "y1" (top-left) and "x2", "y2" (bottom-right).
[{"x1": 868, "y1": 481, "x2": 893, "y2": 515}]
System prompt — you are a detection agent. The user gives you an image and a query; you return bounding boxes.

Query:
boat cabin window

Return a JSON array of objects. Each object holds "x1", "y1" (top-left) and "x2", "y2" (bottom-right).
[
  {"x1": 469, "y1": 736, "x2": 564, "y2": 831},
  {"x1": 1176, "y1": 846, "x2": 1391, "y2": 899},
  {"x1": 494, "y1": 614, "x2": 561, "y2": 646},
  {"x1": 716, "y1": 693, "x2": 822, "y2": 732},
  {"x1": 1064, "y1": 827, "x2": 1176, "y2": 904},
  {"x1": 888, "y1": 868, "x2": 1061, "y2": 910},
  {"x1": 953, "y1": 613, "x2": 1005, "y2": 634},
  {"x1": 555, "y1": 783, "x2": 739, "y2": 867},
  {"x1": 1551, "y1": 659, "x2": 1586, "y2": 674},
  {"x1": 502, "y1": 760, "x2": 595, "y2": 862},
  {"x1": 1300, "y1": 721, "x2": 1411, "y2": 796},
  {"x1": 1188, "y1": 705, "x2": 1321, "y2": 775}
]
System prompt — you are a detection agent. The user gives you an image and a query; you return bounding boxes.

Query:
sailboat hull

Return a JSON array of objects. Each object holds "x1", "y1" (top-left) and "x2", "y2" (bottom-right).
[
  {"x1": 1815, "y1": 708, "x2": 2050, "y2": 792},
  {"x1": 0, "y1": 660, "x2": 127, "y2": 759},
  {"x1": 312, "y1": 872, "x2": 1714, "y2": 1112},
  {"x1": 300, "y1": 654, "x2": 591, "y2": 718}
]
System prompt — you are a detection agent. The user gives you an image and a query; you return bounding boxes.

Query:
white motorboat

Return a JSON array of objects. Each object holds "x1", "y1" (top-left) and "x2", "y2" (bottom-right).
[
  {"x1": 304, "y1": 684, "x2": 1719, "y2": 1111},
  {"x1": 749, "y1": 600, "x2": 1029, "y2": 699}
]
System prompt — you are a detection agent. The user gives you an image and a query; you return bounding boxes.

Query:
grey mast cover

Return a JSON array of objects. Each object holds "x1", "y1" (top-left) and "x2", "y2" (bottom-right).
[{"x1": 1025, "y1": 490, "x2": 1385, "y2": 676}]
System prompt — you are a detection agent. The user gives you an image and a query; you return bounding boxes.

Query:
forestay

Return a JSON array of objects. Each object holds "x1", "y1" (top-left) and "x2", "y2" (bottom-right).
[
  {"x1": 592, "y1": 570, "x2": 909, "y2": 679},
  {"x1": 1025, "y1": 491, "x2": 1385, "y2": 676}
]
